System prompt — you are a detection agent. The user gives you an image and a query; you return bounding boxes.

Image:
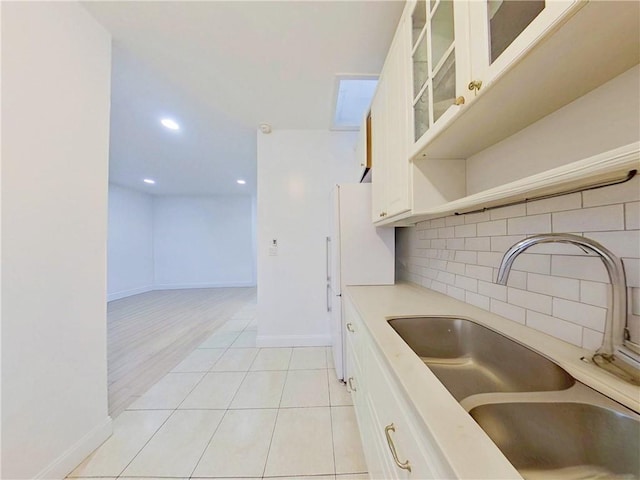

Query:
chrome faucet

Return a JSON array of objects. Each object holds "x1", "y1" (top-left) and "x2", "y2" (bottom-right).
[{"x1": 496, "y1": 233, "x2": 640, "y2": 384}]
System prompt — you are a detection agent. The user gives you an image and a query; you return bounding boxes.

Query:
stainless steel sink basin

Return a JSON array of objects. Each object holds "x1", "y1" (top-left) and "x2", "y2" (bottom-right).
[
  {"x1": 388, "y1": 317, "x2": 575, "y2": 400},
  {"x1": 469, "y1": 402, "x2": 640, "y2": 479}
]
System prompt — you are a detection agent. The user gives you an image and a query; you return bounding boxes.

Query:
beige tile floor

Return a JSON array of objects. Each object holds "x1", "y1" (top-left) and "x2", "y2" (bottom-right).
[{"x1": 69, "y1": 303, "x2": 367, "y2": 480}]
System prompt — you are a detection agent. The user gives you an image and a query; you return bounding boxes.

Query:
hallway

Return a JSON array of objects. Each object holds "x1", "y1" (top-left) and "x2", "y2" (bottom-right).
[{"x1": 72, "y1": 293, "x2": 367, "y2": 479}]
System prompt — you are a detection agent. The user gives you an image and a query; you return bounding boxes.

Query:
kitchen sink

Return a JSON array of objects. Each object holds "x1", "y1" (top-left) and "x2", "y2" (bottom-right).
[
  {"x1": 470, "y1": 402, "x2": 640, "y2": 479},
  {"x1": 388, "y1": 317, "x2": 575, "y2": 401},
  {"x1": 389, "y1": 316, "x2": 640, "y2": 479}
]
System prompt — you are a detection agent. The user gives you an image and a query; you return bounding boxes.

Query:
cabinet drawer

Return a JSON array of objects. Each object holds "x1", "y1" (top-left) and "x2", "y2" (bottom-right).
[
  {"x1": 366, "y1": 341, "x2": 454, "y2": 479},
  {"x1": 345, "y1": 334, "x2": 363, "y2": 401},
  {"x1": 366, "y1": 354, "x2": 434, "y2": 478},
  {"x1": 347, "y1": 336, "x2": 396, "y2": 480},
  {"x1": 346, "y1": 343, "x2": 381, "y2": 476},
  {"x1": 344, "y1": 299, "x2": 367, "y2": 366}
]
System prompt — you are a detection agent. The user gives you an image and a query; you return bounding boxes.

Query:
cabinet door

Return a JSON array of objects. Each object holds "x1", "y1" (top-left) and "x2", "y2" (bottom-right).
[
  {"x1": 410, "y1": 0, "x2": 471, "y2": 145},
  {"x1": 355, "y1": 112, "x2": 372, "y2": 181},
  {"x1": 365, "y1": 342, "x2": 438, "y2": 479},
  {"x1": 354, "y1": 114, "x2": 366, "y2": 179},
  {"x1": 384, "y1": 16, "x2": 412, "y2": 219},
  {"x1": 370, "y1": 77, "x2": 388, "y2": 222},
  {"x1": 468, "y1": 0, "x2": 578, "y2": 91}
]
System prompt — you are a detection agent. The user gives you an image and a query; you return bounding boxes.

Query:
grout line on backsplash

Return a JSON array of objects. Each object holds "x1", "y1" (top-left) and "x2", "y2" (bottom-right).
[{"x1": 397, "y1": 178, "x2": 640, "y2": 350}]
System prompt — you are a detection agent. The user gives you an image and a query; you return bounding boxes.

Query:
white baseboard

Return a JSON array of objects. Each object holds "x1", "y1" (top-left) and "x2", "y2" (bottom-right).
[
  {"x1": 256, "y1": 334, "x2": 331, "y2": 348},
  {"x1": 154, "y1": 281, "x2": 256, "y2": 290},
  {"x1": 107, "y1": 285, "x2": 153, "y2": 302},
  {"x1": 35, "y1": 416, "x2": 112, "y2": 479}
]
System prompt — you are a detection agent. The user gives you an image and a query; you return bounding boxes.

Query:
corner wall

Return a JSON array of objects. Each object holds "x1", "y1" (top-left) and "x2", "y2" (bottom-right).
[
  {"x1": 1, "y1": 3, "x2": 112, "y2": 478},
  {"x1": 107, "y1": 186, "x2": 256, "y2": 299},
  {"x1": 256, "y1": 130, "x2": 358, "y2": 347},
  {"x1": 107, "y1": 184, "x2": 154, "y2": 301}
]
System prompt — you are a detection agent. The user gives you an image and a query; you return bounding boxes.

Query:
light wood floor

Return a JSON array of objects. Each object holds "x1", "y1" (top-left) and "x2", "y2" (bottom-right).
[{"x1": 107, "y1": 287, "x2": 256, "y2": 416}]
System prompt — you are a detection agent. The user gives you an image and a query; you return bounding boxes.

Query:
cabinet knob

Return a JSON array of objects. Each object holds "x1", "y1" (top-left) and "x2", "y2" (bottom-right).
[
  {"x1": 346, "y1": 322, "x2": 355, "y2": 333},
  {"x1": 379, "y1": 212, "x2": 387, "y2": 218},
  {"x1": 454, "y1": 96, "x2": 465, "y2": 105},
  {"x1": 468, "y1": 80, "x2": 483, "y2": 94}
]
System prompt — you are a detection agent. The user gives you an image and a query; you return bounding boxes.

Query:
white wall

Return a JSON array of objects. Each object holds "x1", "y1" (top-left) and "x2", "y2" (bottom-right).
[
  {"x1": 257, "y1": 130, "x2": 358, "y2": 346},
  {"x1": 107, "y1": 184, "x2": 154, "y2": 301},
  {"x1": 107, "y1": 189, "x2": 256, "y2": 296},
  {"x1": 1, "y1": 3, "x2": 112, "y2": 478},
  {"x1": 466, "y1": 65, "x2": 640, "y2": 194},
  {"x1": 153, "y1": 195, "x2": 255, "y2": 288}
]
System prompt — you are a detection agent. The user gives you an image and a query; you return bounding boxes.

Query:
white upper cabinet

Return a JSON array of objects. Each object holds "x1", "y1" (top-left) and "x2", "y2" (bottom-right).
[
  {"x1": 468, "y1": 1, "x2": 578, "y2": 92},
  {"x1": 410, "y1": 0, "x2": 470, "y2": 146},
  {"x1": 370, "y1": 75, "x2": 389, "y2": 222},
  {"x1": 385, "y1": 16, "x2": 412, "y2": 219},
  {"x1": 410, "y1": 0, "x2": 584, "y2": 157},
  {"x1": 354, "y1": 112, "x2": 370, "y2": 181},
  {"x1": 371, "y1": 14, "x2": 412, "y2": 223},
  {"x1": 410, "y1": 0, "x2": 639, "y2": 162},
  {"x1": 369, "y1": 0, "x2": 639, "y2": 226}
]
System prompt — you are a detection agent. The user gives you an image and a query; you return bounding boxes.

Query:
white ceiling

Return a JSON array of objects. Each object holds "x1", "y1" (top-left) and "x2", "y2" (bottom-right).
[{"x1": 83, "y1": 1, "x2": 404, "y2": 196}]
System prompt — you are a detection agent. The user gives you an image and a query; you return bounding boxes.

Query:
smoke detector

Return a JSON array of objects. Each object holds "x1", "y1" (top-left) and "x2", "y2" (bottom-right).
[{"x1": 259, "y1": 123, "x2": 272, "y2": 134}]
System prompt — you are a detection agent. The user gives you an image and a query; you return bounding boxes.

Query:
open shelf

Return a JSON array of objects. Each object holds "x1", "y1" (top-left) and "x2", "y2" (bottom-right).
[{"x1": 384, "y1": 142, "x2": 640, "y2": 227}]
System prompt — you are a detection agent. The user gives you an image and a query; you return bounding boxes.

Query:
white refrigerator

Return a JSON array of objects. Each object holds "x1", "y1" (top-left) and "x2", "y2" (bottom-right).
[{"x1": 327, "y1": 183, "x2": 395, "y2": 381}]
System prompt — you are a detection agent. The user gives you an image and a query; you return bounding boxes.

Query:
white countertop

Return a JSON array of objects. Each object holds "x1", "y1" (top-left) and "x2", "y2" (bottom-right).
[{"x1": 345, "y1": 282, "x2": 640, "y2": 479}]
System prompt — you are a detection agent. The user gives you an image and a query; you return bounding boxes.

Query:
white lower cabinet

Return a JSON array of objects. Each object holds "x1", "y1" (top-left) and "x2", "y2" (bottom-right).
[
  {"x1": 366, "y1": 365, "x2": 434, "y2": 479},
  {"x1": 345, "y1": 298, "x2": 455, "y2": 479}
]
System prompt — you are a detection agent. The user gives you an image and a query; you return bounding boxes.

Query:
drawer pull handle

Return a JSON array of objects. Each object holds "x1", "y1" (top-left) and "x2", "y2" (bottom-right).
[
  {"x1": 384, "y1": 423, "x2": 412, "y2": 472},
  {"x1": 348, "y1": 376, "x2": 357, "y2": 392},
  {"x1": 346, "y1": 323, "x2": 355, "y2": 333}
]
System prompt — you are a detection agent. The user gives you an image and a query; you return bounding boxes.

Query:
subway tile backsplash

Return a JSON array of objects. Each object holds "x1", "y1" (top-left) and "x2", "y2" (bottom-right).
[{"x1": 396, "y1": 176, "x2": 640, "y2": 349}]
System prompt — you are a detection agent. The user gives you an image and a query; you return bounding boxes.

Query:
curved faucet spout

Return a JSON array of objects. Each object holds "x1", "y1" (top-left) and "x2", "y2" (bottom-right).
[{"x1": 496, "y1": 234, "x2": 627, "y2": 360}]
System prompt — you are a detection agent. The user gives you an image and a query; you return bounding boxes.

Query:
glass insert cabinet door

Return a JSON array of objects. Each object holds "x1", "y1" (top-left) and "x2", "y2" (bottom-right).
[
  {"x1": 487, "y1": 0, "x2": 545, "y2": 64},
  {"x1": 410, "y1": 0, "x2": 577, "y2": 146},
  {"x1": 469, "y1": 0, "x2": 578, "y2": 91},
  {"x1": 411, "y1": 0, "x2": 458, "y2": 142}
]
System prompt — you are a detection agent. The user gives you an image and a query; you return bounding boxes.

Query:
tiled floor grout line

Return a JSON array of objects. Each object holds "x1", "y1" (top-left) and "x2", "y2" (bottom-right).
[
  {"x1": 186, "y1": 408, "x2": 229, "y2": 479},
  {"x1": 188, "y1": 317, "x2": 260, "y2": 478},
  {"x1": 112, "y1": 346, "x2": 231, "y2": 479},
  {"x1": 78, "y1": 306, "x2": 364, "y2": 480},
  {"x1": 259, "y1": 347, "x2": 294, "y2": 479},
  {"x1": 114, "y1": 314, "x2": 248, "y2": 480},
  {"x1": 112, "y1": 404, "x2": 177, "y2": 478},
  {"x1": 326, "y1": 348, "x2": 338, "y2": 478}
]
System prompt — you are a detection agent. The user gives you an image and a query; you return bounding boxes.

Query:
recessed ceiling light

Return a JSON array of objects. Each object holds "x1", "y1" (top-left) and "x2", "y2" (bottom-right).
[
  {"x1": 237, "y1": 179, "x2": 246, "y2": 185},
  {"x1": 143, "y1": 178, "x2": 156, "y2": 184},
  {"x1": 160, "y1": 118, "x2": 180, "y2": 130}
]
